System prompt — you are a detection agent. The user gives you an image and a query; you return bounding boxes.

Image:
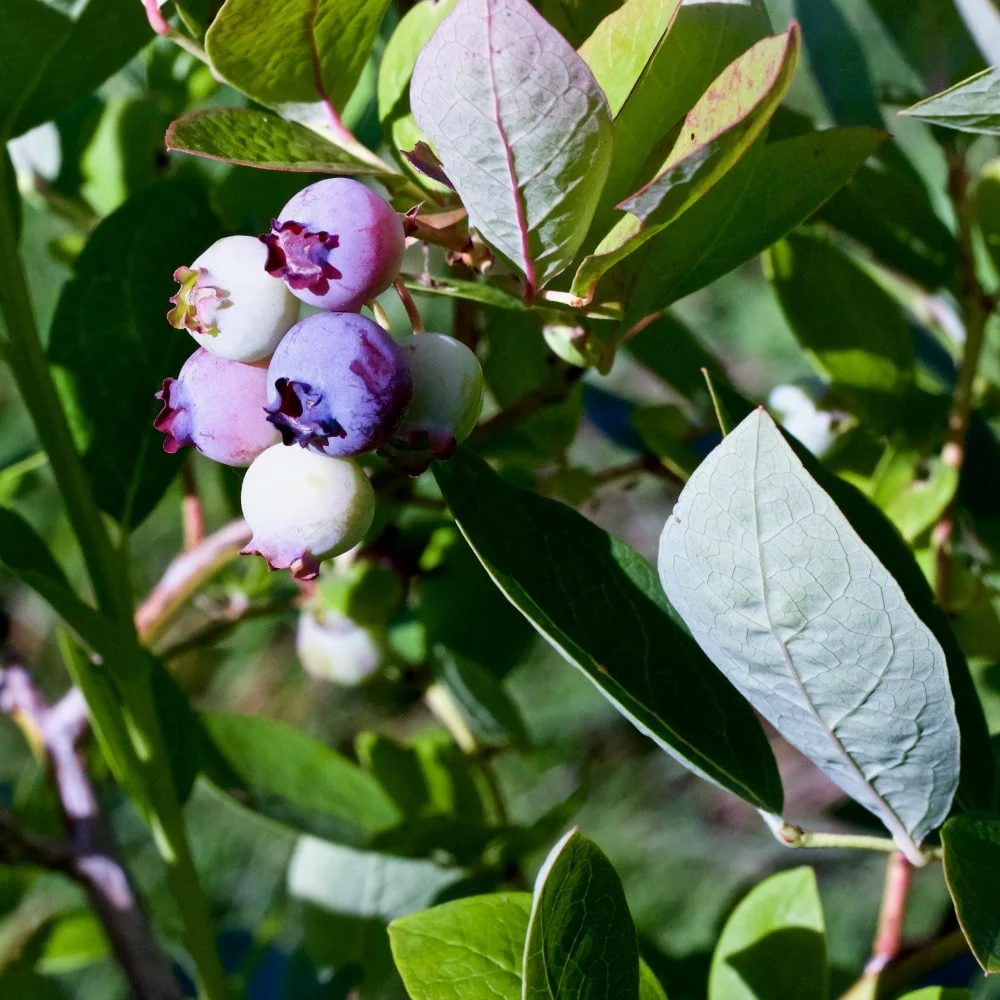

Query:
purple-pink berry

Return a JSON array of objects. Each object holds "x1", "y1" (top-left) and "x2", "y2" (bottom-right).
[
  {"x1": 265, "y1": 312, "x2": 412, "y2": 458},
  {"x1": 155, "y1": 349, "x2": 279, "y2": 466},
  {"x1": 260, "y1": 178, "x2": 405, "y2": 312}
]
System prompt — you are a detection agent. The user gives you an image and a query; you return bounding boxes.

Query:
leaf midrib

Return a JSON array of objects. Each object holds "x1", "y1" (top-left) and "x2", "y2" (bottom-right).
[{"x1": 748, "y1": 414, "x2": 917, "y2": 852}]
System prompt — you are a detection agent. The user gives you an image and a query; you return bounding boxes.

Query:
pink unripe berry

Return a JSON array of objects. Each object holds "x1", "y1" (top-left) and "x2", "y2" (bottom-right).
[
  {"x1": 240, "y1": 445, "x2": 376, "y2": 580},
  {"x1": 259, "y1": 178, "x2": 405, "y2": 312},
  {"x1": 167, "y1": 236, "x2": 299, "y2": 362},
  {"x1": 154, "y1": 349, "x2": 279, "y2": 466}
]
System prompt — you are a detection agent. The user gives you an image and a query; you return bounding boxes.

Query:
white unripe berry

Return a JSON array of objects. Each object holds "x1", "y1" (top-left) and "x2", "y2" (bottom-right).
[
  {"x1": 240, "y1": 445, "x2": 375, "y2": 580},
  {"x1": 168, "y1": 236, "x2": 299, "y2": 362}
]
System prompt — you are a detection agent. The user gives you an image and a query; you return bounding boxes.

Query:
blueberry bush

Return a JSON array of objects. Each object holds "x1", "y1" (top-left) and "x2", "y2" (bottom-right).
[{"x1": 2, "y1": 0, "x2": 1000, "y2": 998}]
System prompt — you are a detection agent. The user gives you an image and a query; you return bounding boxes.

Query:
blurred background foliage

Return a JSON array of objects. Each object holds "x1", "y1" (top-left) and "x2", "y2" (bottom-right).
[{"x1": 4, "y1": 0, "x2": 1000, "y2": 997}]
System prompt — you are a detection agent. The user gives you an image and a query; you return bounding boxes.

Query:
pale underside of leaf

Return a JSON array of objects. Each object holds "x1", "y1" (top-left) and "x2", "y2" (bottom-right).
[
  {"x1": 902, "y1": 67, "x2": 1000, "y2": 135},
  {"x1": 410, "y1": 0, "x2": 613, "y2": 294},
  {"x1": 658, "y1": 409, "x2": 959, "y2": 860}
]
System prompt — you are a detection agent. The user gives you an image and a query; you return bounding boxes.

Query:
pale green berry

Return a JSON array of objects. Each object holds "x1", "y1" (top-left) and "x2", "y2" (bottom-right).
[{"x1": 386, "y1": 333, "x2": 484, "y2": 473}]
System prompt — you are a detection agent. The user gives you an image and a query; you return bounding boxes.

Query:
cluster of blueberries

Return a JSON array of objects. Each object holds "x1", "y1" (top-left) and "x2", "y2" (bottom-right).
[{"x1": 156, "y1": 178, "x2": 484, "y2": 581}]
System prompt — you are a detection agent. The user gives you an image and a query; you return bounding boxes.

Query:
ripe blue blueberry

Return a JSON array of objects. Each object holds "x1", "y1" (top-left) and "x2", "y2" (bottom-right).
[
  {"x1": 168, "y1": 236, "x2": 299, "y2": 362},
  {"x1": 260, "y1": 178, "x2": 405, "y2": 312},
  {"x1": 154, "y1": 348, "x2": 279, "y2": 466},
  {"x1": 265, "y1": 311, "x2": 412, "y2": 458},
  {"x1": 385, "y1": 333, "x2": 484, "y2": 472},
  {"x1": 240, "y1": 445, "x2": 375, "y2": 580}
]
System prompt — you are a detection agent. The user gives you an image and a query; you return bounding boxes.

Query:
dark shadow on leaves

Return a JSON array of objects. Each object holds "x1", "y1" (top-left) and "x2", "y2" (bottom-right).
[{"x1": 726, "y1": 927, "x2": 826, "y2": 1000}]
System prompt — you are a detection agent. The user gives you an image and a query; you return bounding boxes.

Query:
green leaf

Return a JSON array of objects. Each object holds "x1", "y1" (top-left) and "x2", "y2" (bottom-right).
[
  {"x1": 941, "y1": 813, "x2": 1000, "y2": 972},
  {"x1": 0, "y1": 0, "x2": 149, "y2": 139},
  {"x1": 817, "y1": 157, "x2": 956, "y2": 290},
  {"x1": 288, "y1": 835, "x2": 466, "y2": 920},
  {"x1": 37, "y1": 912, "x2": 109, "y2": 974},
  {"x1": 794, "y1": 0, "x2": 882, "y2": 128},
  {"x1": 572, "y1": 26, "x2": 800, "y2": 304},
  {"x1": 58, "y1": 632, "x2": 147, "y2": 810},
  {"x1": 378, "y1": 0, "x2": 457, "y2": 123},
  {"x1": 869, "y1": 448, "x2": 958, "y2": 543},
  {"x1": 659, "y1": 409, "x2": 960, "y2": 861},
  {"x1": 166, "y1": 108, "x2": 397, "y2": 176},
  {"x1": 623, "y1": 127, "x2": 883, "y2": 325},
  {"x1": 867, "y1": 0, "x2": 982, "y2": 89},
  {"x1": 417, "y1": 523, "x2": 536, "y2": 678},
  {"x1": 587, "y1": 0, "x2": 770, "y2": 242},
  {"x1": 203, "y1": 713, "x2": 402, "y2": 845},
  {"x1": 898, "y1": 990, "x2": 971, "y2": 1000},
  {"x1": 390, "y1": 893, "x2": 532, "y2": 1000},
  {"x1": 60, "y1": 637, "x2": 203, "y2": 809},
  {"x1": 640, "y1": 964, "x2": 669, "y2": 1000},
  {"x1": 435, "y1": 648, "x2": 530, "y2": 748},
  {"x1": 48, "y1": 177, "x2": 222, "y2": 528},
  {"x1": 577, "y1": 0, "x2": 682, "y2": 117},
  {"x1": 524, "y1": 829, "x2": 639, "y2": 1000},
  {"x1": 410, "y1": 0, "x2": 613, "y2": 293},
  {"x1": 767, "y1": 233, "x2": 914, "y2": 419},
  {"x1": 626, "y1": 312, "x2": 721, "y2": 413},
  {"x1": 708, "y1": 867, "x2": 826, "y2": 1000},
  {"x1": 206, "y1": 0, "x2": 391, "y2": 118},
  {"x1": 405, "y1": 277, "x2": 531, "y2": 313},
  {"x1": 902, "y1": 68, "x2": 1000, "y2": 134},
  {"x1": 434, "y1": 449, "x2": 783, "y2": 814},
  {"x1": 976, "y1": 158, "x2": 1000, "y2": 279},
  {"x1": 0, "y1": 508, "x2": 116, "y2": 654}
]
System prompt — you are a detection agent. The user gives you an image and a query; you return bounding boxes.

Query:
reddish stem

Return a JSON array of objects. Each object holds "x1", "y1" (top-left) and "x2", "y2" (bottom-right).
[
  {"x1": 180, "y1": 460, "x2": 204, "y2": 553},
  {"x1": 394, "y1": 279, "x2": 424, "y2": 334},
  {"x1": 865, "y1": 852, "x2": 913, "y2": 976}
]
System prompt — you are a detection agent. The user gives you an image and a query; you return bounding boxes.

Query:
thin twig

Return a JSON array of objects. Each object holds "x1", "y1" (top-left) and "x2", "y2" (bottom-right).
[
  {"x1": 865, "y1": 853, "x2": 913, "y2": 976},
  {"x1": 934, "y1": 150, "x2": 994, "y2": 609},
  {"x1": 135, "y1": 519, "x2": 252, "y2": 645},
  {"x1": 0, "y1": 663, "x2": 181, "y2": 1000},
  {"x1": 590, "y1": 455, "x2": 683, "y2": 488}
]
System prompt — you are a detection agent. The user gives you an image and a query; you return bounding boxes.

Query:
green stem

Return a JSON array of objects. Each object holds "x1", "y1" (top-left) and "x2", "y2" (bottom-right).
[
  {"x1": 764, "y1": 819, "x2": 939, "y2": 862},
  {"x1": 122, "y1": 677, "x2": 232, "y2": 1000},
  {"x1": 0, "y1": 158, "x2": 229, "y2": 999},
  {"x1": 0, "y1": 155, "x2": 129, "y2": 625}
]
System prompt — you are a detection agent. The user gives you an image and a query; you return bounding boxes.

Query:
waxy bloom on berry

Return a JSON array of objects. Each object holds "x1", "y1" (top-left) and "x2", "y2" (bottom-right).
[
  {"x1": 385, "y1": 333, "x2": 484, "y2": 473},
  {"x1": 168, "y1": 236, "x2": 299, "y2": 362},
  {"x1": 265, "y1": 311, "x2": 412, "y2": 458},
  {"x1": 260, "y1": 178, "x2": 405, "y2": 312},
  {"x1": 154, "y1": 349, "x2": 279, "y2": 466},
  {"x1": 296, "y1": 609, "x2": 385, "y2": 685},
  {"x1": 240, "y1": 445, "x2": 375, "y2": 580}
]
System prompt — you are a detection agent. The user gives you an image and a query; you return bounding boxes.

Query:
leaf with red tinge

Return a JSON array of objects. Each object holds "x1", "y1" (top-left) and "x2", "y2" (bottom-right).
[
  {"x1": 571, "y1": 25, "x2": 800, "y2": 304},
  {"x1": 410, "y1": 0, "x2": 613, "y2": 297},
  {"x1": 167, "y1": 108, "x2": 399, "y2": 176},
  {"x1": 402, "y1": 141, "x2": 454, "y2": 189}
]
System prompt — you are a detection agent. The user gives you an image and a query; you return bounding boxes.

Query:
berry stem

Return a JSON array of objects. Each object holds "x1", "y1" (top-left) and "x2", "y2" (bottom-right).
[
  {"x1": 394, "y1": 278, "x2": 425, "y2": 333},
  {"x1": 368, "y1": 298, "x2": 392, "y2": 332}
]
